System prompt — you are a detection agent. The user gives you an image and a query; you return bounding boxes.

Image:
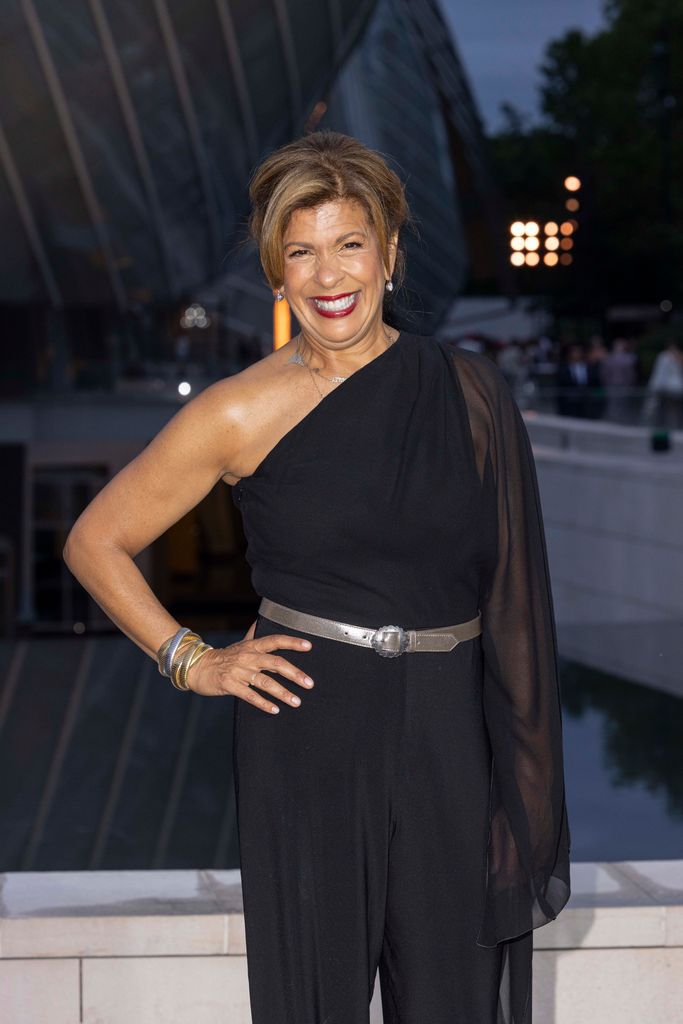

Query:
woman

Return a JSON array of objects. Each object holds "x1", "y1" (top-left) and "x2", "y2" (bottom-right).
[{"x1": 64, "y1": 131, "x2": 571, "y2": 1024}]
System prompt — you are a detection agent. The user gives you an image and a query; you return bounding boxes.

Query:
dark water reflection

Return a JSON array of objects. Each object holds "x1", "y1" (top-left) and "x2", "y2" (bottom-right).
[
  {"x1": 560, "y1": 657, "x2": 683, "y2": 860},
  {"x1": 0, "y1": 636, "x2": 681, "y2": 870}
]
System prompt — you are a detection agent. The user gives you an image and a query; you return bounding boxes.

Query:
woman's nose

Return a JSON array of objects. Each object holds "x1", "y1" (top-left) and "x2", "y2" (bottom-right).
[{"x1": 314, "y1": 256, "x2": 343, "y2": 287}]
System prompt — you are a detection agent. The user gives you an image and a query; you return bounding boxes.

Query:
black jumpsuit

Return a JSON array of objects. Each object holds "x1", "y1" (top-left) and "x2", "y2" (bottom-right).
[{"x1": 231, "y1": 332, "x2": 571, "y2": 1024}]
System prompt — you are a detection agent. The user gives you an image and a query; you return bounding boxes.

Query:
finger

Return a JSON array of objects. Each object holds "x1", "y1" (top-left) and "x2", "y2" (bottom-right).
[
  {"x1": 248, "y1": 669, "x2": 304, "y2": 708},
  {"x1": 254, "y1": 634, "x2": 313, "y2": 652},
  {"x1": 238, "y1": 681, "x2": 281, "y2": 715},
  {"x1": 243, "y1": 620, "x2": 257, "y2": 641},
  {"x1": 258, "y1": 653, "x2": 315, "y2": 689}
]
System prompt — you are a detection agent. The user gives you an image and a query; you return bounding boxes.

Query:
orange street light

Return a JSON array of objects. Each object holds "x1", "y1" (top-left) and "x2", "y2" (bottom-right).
[
  {"x1": 564, "y1": 176, "x2": 581, "y2": 191},
  {"x1": 273, "y1": 295, "x2": 291, "y2": 348}
]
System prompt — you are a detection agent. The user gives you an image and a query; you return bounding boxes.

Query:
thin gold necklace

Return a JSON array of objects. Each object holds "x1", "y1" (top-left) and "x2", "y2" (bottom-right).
[{"x1": 291, "y1": 328, "x2": 397, "y2": 399}]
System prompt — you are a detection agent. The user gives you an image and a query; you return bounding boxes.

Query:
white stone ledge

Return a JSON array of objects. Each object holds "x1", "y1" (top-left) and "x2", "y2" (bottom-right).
[
  {"x1": 1, "y1": 861, "x2": 681, "y2": 960},
  {"x1": 2, "y1": 862, "x2": 682, "y2": 1024}
]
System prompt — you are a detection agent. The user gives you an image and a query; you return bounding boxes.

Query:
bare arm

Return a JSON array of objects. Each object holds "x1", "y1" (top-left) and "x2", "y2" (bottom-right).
[
  {"x1": 63, "y1": 366, "x2": 316, "y2": 712},
  {"x1": 63, "y1": 377, "x2": 241, "y2": 660}
]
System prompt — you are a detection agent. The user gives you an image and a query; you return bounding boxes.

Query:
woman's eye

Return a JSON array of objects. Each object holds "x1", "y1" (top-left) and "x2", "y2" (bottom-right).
[
  {"x1": 343, "y1": 241, "x2": 362, "y2": 250},
  {"x1": 287, "y1": 249, "x2": 309, "y2": 258}
]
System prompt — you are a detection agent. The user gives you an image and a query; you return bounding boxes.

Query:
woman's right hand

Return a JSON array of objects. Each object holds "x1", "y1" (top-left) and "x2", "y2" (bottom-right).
[{"x1": 184, "y1": 620, "x2": 315, "y2": 713}]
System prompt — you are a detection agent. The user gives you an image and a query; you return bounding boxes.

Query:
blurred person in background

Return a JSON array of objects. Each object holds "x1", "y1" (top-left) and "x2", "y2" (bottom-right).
[
  {"x1": 602, "y1": 337, "x2": 639, "y2": 424},
  {"x1": 63, "y1": 130, "x2": 570, "y2": 1024},
  {"x1": 499, "y1": 338, "x2": 533, "y2": 407},
  {"x1": 556, "y1": 342, "x2": 596, "y2": 418},
  {"x1": 644, "y1": 339, "x2": 683, "y2": 431}
]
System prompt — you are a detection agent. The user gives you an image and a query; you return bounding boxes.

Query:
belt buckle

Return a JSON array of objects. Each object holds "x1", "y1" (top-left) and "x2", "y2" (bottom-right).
[{"x1": 371, "y1": 624, "x2": 409, "y2": 658}]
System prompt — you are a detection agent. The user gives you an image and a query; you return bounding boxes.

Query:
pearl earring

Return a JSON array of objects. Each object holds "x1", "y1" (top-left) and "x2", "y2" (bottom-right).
[{"x1": 385, "y1": 279, "x2": 394, "y2": 292}]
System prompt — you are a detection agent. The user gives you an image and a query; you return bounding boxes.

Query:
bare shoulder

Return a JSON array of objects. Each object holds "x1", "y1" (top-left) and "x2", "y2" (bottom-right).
[{"x1": 210, "y1": 339, "x2": 312, "y2": 485}]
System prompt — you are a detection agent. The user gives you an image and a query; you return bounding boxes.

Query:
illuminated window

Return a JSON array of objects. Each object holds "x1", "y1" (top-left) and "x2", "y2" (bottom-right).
[
  {"x1": 524, "y1": 236, "x2": 540, "y2": 251},
  {"x1": 510, "y1": 221, "x2": 525, "y2": 236},
  {"x1": 545, "y1": 236, "x2": 560, "y2": 251},
  {"x1": 525, "y1": 252, "x2": 540, "y2": 266},
  {"x1": 545, "y1": 221, "x2": 559, "y2": 236},
  {"x1": 560, "y1": 253, "x2": 573, "y2": 265},
  {"x1": 510, "y1": 252, "x2": 525, "y2": 266},
  {"x1": 524, "y1": 221, "x2": 539, "y2": 236},
  {"x1": 560, "y1": 221, "x2": 574, "y2": 236},
  {"x1": 564, "y1": 176, "x2": 581, "y2": 191},
  {"x1": 544, "y1": 252, "x2": 559, "y2": 267},
  {"x1": 566, "y1": 198, "x2": 580, "y2": 212},
  {"x1": 510, "y1": 237, "x2": 525, "y2": 251}
]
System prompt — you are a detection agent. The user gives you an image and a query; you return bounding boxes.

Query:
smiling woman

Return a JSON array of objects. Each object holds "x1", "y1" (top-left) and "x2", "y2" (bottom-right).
[{"x1": 64, "y1": 129, "x2": 570, "y2": 1024}]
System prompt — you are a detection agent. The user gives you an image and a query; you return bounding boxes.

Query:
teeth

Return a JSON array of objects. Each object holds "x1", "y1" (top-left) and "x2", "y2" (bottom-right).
[{"x1": 313, "y1": 293, "x2": 357, "y2": 312}]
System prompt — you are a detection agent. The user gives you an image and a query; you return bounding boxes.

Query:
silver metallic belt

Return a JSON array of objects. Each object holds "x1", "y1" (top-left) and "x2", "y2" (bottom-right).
[{"x1": 258, "y1": 597, "x2": 482, "y2": 658}]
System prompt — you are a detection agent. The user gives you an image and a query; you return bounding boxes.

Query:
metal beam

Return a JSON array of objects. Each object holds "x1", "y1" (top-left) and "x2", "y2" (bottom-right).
[
  {"x1": 87, "y1": 0, "x2": 176, "y2": 299},
  {"x1": 152, "y1": 0, "x2": 224, "y2": 270},
  {"x1": 21, "y1": 639, "x2": 96, "y2": 869},
  {"x1": 0, "y1": 115, "x2": 63, "y2": 307},
  {"x1": 153, "y1": 693, "x2": 203, "y2": 868},
  {"x1": 20, "y1": 0, "x2": 128, "y2": 311},
  {"x1": 271, "y1": 0, "x2": 303, "y2": 131},
  {"x1": 213, "y1": 0, "x2": 259, "y2": 167},
  {"x1": 89, "y1": 654, "x2": 151, "y2": 869},
  {"x1": 327, "y1": 0, "x2": 343, "y2": 59}
]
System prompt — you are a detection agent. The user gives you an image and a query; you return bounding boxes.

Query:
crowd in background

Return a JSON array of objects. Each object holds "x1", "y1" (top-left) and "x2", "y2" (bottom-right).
[{"x1": 454, "y1": 333, "x2": 683, "y2": 431}]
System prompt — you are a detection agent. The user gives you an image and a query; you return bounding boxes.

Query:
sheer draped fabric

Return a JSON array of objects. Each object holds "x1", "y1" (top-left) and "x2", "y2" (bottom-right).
[{"x1": 444, "y1": 343, "x2": 572, "y2": 949}]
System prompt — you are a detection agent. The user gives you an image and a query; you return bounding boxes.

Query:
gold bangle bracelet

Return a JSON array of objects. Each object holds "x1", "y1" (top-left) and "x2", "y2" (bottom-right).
[
  {"x1": 180, "y1": 643, "x2": 213, "y2": 690},
  {"x1": 167, "y1": 634, "x2": 201, "y2": 692},
  {"x1": 173, "y1": 638, "x2": 212, "y2": 691},
  {"x1": 171, "y1": 639, "x2": 202, "y2": 691},
  {"x1": 157, "y1": 631, "x2": 201, "y2": 676}
]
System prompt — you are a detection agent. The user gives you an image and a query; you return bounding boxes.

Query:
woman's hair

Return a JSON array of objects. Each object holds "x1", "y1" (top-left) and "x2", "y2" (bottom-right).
[{"x1": 248, "y1": 130, "x2": 411, "y2": 294}]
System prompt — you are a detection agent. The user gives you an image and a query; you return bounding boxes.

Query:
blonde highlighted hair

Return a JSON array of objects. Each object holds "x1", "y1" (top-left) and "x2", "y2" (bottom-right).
[{"x1": 248, "y1": 130, "x2": 410, "y2": 292}]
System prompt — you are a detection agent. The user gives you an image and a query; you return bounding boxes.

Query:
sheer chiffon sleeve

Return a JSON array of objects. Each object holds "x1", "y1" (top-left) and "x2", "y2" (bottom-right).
[{"x1": 446, "y1": 343, "x2": 572, "y2": 947}]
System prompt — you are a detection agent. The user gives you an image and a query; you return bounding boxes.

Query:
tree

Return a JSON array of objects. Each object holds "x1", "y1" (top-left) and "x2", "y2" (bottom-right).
[{"x1": 489, "y1": 0, "x2": 683, "y2": 311}]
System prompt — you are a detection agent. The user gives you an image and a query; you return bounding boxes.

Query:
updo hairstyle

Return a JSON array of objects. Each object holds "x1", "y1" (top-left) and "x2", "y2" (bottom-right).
[{"x1": 247, "y1": 130, "x2": 410, "y2": 295}]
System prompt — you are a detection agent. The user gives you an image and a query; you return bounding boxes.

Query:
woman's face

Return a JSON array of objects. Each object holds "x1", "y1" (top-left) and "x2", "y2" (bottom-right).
[{"x1": 280, "y1": 197, "x2": 396, "y2": 351}]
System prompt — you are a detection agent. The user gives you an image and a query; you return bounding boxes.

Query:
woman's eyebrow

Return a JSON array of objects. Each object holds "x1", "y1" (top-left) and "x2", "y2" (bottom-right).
[{"x1": 284, "y1": 230, "x2": 367, "y2": 247}]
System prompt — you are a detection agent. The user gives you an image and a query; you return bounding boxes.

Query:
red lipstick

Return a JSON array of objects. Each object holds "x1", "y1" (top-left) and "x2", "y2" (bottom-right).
[{"x1": 307, "y1": 290, "x2": 360, "y2": 319}]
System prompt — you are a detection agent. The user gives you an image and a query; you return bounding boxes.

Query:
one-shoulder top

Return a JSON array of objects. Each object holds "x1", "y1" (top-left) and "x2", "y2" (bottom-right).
[{"x1": 231, "y1": 331, "x2": 487, "y2": 630}]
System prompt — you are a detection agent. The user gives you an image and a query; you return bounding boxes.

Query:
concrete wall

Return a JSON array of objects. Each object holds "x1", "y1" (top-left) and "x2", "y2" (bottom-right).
[
  {"x1": 526, "y1": 415, "x2": 683, "y2": 698},
  {"x1": 1, "y1": 861, "x2": 681, "y2": 1023}
]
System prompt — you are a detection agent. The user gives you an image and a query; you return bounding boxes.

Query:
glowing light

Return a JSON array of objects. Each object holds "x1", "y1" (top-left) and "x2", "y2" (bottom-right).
[
  {"x1": 660, "y1": 299, "x2": 673, "y2": 313},
  {"x1": 544, "y1": 252, "x2": 559, "y2": 267},
  {"x1": 524, "y1": 221, "x2": 539, "y2": 236},
  {"x1": 566, "y1": 198, "x2": 580, "y2": 212},
  {"x1": 510, "y1": 252, "x2": 525, "y2": 266},
  {"x1": 545, "y1": 236, "x2": 560, "y2": 251},
  {"x1": 525, "y1": 252, "x2": 540, "y2": 266},
  {"x1": 560, "y1": 238, "x2": 574, "y2": 251},
  {"x1": 560, "y1": 253, "x2": 573, "y2": 266},
  {"x1": 545, "y1": 221, "x2": 559, "y2": 236},
  {"x1": 510, "y1": 237, "x2": 525, "y2": 251},
  {"x1": 178, "y1": 381, "x2": 192, "y2": 396},
  {"x1": 510, "y1": 221, "x2": 526, "y2": 236},
  {"x1": 524, "y1": 236, "x2": 540, "y2": 251},
  {"x1": 560, "y1": 221, "x2": 574, "y2": 236},
  {"x1": 274, "y1": 294, "x2": 291, "y2": 347},
  {"x1": 180, "y1": 303, "x2": 210, "y2": 329},
  {"x1": 564, "y1": 176, "x2": 581, "y2": 191}
]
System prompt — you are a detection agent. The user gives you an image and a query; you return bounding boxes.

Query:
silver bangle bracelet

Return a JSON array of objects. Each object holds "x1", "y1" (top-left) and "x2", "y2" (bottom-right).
[{"x1": 163, "y1": 627, "x2": 193, "y2": 678}]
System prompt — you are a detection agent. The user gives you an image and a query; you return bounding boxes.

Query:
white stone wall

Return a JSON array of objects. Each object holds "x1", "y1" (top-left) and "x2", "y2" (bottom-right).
[
  {"x1": 1, "y1": 862, "x2": 682, "y2": 1023},
  {"x1": 525, "y1": 416, "x2": 683, "y2": 698}
]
